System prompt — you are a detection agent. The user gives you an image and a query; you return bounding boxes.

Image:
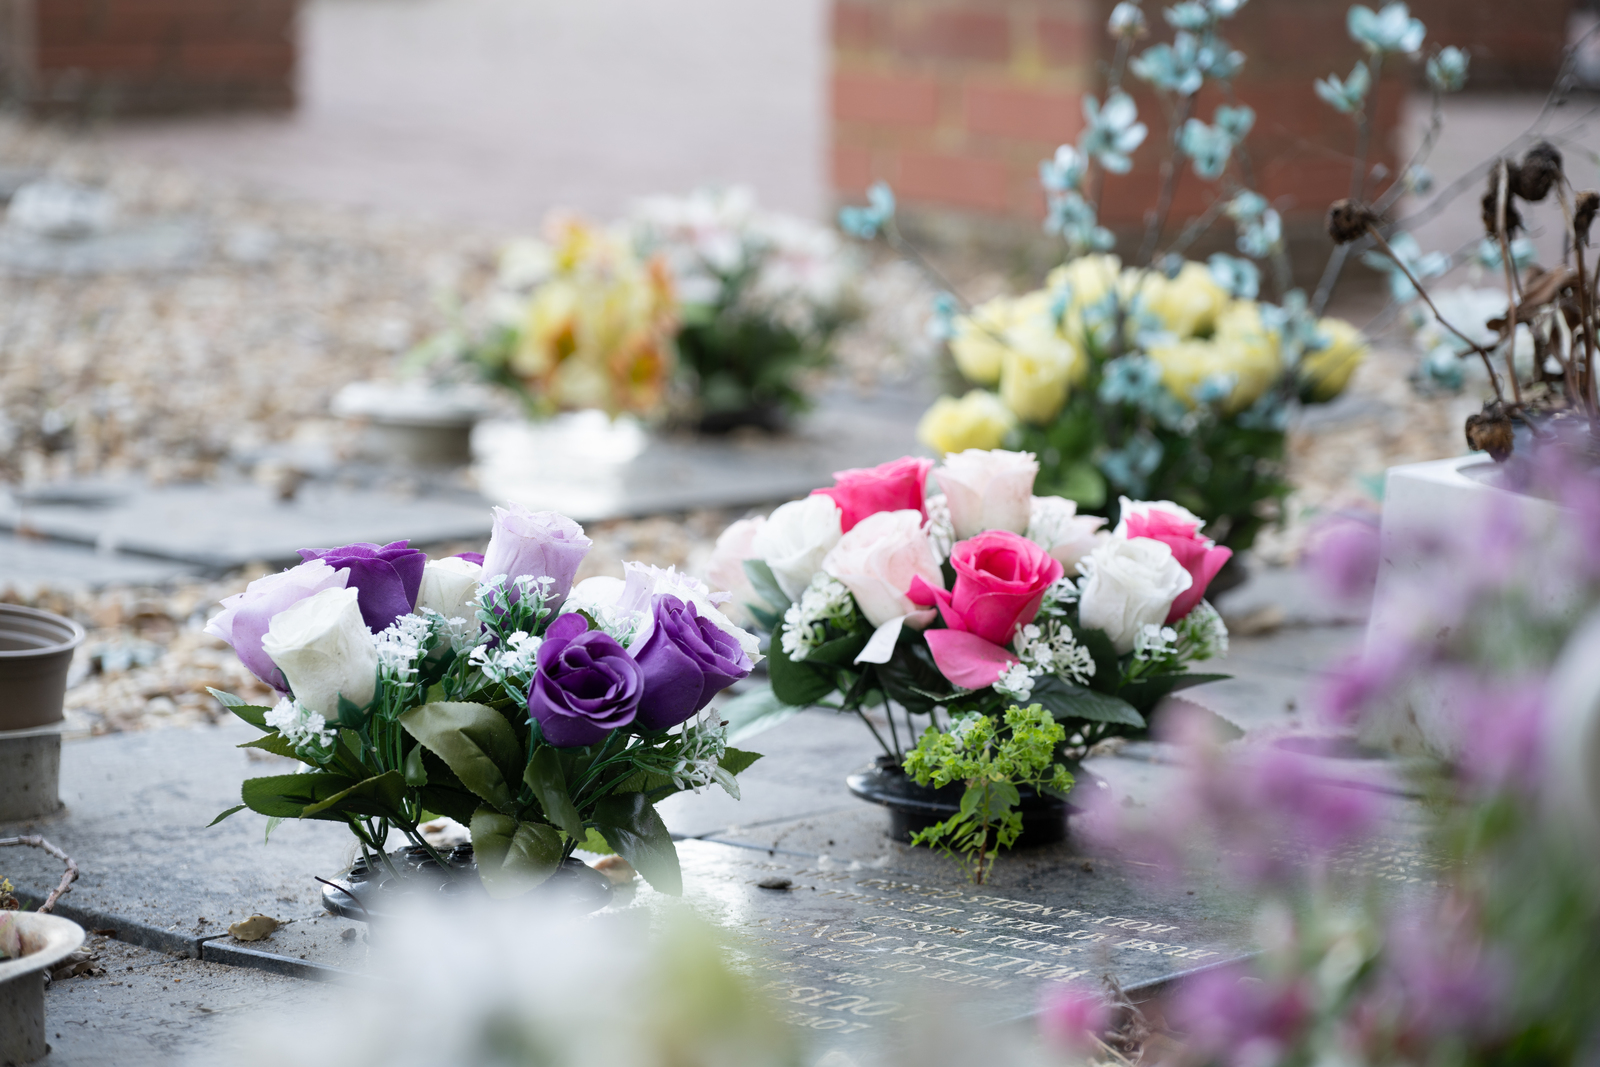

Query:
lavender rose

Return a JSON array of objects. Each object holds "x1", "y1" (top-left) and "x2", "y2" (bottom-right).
[
  {"x1": 632, "y1": 594, "x2": 753, "y2": 731},
  {"x1": 296, "y1": 540, "x2": 427, "y2": 632},
  {"x1": 528, "y1": 613, "x2": 642, "y2": 747},
  {"x1": 205, "y1": 560, "x2": 348, "y2": 691},
  {"x1": 480, "y1": 505, "x2": 591, "y2": 610}
]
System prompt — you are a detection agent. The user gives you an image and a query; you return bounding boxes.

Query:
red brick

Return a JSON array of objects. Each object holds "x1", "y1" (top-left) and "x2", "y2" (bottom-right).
[
  {"x1": 894, "y1": 149, "x2": 1011, "y2": 212},
  {"x1": 833, "y1": 1, "x2": 889, "y2": 53},
  {"x1": 963, "y1": 82, "x2": 1080, "y2": 143},
  {"x1": 178, "y1": 40, "x2": 293, "y2": 77},
  {"x1": 832, "y1": 144, "x2": 876, "y2": 192},
  {"x1": 37, "y1": 42, "x2": 166, "y2": 74},
  {"x1": 1037, "y1": 14, "x2": 1092, "y2": 69},
  {"x1": 832, "y1": 70, "x2": 941, "y2": 126},
  {"x1": 893, "y1": 9, "x2": 1010, "y2": 64}
]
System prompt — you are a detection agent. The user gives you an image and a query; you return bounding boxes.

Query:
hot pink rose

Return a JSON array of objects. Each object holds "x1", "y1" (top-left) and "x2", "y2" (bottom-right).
[
  {"x1": 1123, "y1": 510, "x2": 1232, "y2": 622},
  {"x1": 909, "y1": 530, "x2": 1064, "y2": 689},
  {"x1": 810, "y1": 456, "x2": 934, "y2": 533}
]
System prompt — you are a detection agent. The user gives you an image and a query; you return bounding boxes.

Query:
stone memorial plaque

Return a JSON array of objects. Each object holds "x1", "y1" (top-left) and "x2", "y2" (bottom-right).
[{"x1": 647, "y1": 840, "x2": 1255, "y2": 1055}]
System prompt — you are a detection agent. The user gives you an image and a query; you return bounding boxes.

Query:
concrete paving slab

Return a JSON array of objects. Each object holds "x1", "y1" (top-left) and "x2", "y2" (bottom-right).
[
  {"x1": 0, "y1": 721, "x2": 372, "y2": 956},
  {"x1": 41, "y1": 934, "x2": 322, "y2": 1067}
]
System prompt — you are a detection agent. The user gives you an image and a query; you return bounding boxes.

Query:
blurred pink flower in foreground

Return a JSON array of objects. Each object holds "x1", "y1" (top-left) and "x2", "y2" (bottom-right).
[
  {"x1": 1169, "y1": 966, "x2": 1312, "y2": 1067},
  {"x1": 1039, "y1": 990, "x2": 1110, "y2": 1054}
]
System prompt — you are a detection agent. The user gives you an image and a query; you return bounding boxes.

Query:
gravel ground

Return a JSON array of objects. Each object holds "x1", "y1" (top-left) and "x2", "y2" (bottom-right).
[{"x1": 0, "y1": 117, "x2": 1475, "y2": 733}]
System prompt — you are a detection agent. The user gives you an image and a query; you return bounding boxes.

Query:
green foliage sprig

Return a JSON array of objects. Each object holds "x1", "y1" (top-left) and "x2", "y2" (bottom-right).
[{"x1": 902, "y1": 705, "x2": 1074, "y2": 884}]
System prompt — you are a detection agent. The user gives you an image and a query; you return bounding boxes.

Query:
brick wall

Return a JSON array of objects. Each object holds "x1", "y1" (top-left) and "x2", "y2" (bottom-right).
[
  {"x1": 832, "y1": 0, "x2": 1572, "y2": 244},
  {"x1": 1, "y1": 0, "x2": 299, "y2": 116}
]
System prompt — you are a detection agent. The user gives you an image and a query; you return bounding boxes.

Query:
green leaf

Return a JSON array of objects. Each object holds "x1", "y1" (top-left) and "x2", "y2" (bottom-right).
[
  {"x1": 299, "y1": 770, "x2": 409, "y2": 820},
  {"x1": 719, "y1": 747, "x2": 763, "y2": 778},
  {"x1": 524, "y1": 747, "x2": 585, "y2": 838},
  {"x1": 766, "y1": 633, "x2": 839, "y2": 706},
  {"x1": 807, "y1": 631, "x2": 871, "y2": 666},
  {"x1": 238, "y1": 771, "x2": 408, "y2": 823},
  {"x1": 419, "y1": 783, "x2": 481, "y2": 825},
  {"x1": 402, "y1": 743, "x2": 429, "y2": 787},
  {"x1": 592, "y1": 793, "x2": 682, "y2": 895},
  {"x1": 1073, "y1": 627, "x2": 1124, "y2": 694},
  {"x1": 400, "y1": 701, "x2": 523, "y2": 815},
  {"x1": 207, "y1": 688, "x2": 271, "y2": 731},
  {"x1": 336, "y1": 691, "x2": 372, "y2": 732},
  {"x1": 718, "y1": 685, "x2": 799, "y2": 745},
  {"x1": 264, "y1": 816, "x2": 285, "y2": 843},
  {"x1": 742, "y1": 559, "x2": 792, "y2": 613},
  {"x1": 747, "y1": 603, "x2": 781, "y2": 632},
  {"x1": 575, "y1": 827, "x2": 615, "y2": 855},
  {"x1": 207, "y1": 804, "x2": 246, "y2": 827},
  {"x1": 237, "y1": 733, "x2": 300, "y2": 760},
  {"x1": 1056, "y1": 462, "x2": 1107, "y2": 509},
  {"x1": 1032, "y1": 677, "x2": 1146, "y2": 728},
  {"x1": 1117, "y1": 672, "x2": 1231, "y2": 715},
  {"x1": 469, "y1": 808, "x2": 562, "y2": 898}
]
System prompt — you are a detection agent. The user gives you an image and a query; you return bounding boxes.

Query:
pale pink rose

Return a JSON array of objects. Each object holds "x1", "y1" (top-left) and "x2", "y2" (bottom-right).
[
  {"x1": 704, "y1": 516, "x2": 766, "y2": 626},
  {"x1": 821, "y1": 509, "x2": 945, "y2": 628},
  {"x1": 1026, "y1": 495, "x2": 1108, "y2": 572},
  {"x1": 935, "y1": 449, "x2": 1039, "y2": 539}
]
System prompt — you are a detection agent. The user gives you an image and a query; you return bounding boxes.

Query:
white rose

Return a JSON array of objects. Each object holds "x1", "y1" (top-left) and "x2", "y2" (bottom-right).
[
  {"x1": 751, "y1": 495, "x2": 843, "y2": 602},
  {"x1": 821, "y1": 510, "x2": 944, "y2": 628},
  {"x1": 1077, "y1": 537, "x2": 1192, "y2": 653},
  {"x1": 1114, "y1": 496, "x2": 1205, "y2": 537},
  {"x1": 416, "y1": 557, "x2": 483, "y2": 622},
  {"x1": 935, "y1": 449, "x2": 1039, "y2": 540},
  {"x1": 704, "y1": 516, "x2": 766, "y2": 627},
  {"x1": 1027, "y1": 496, "x2": 1108, "y2": 572},
  {"x1": 260, "y1": 586, "x2": 380, "y2": 717},
  {"x1": 567, "y1": 562, "x2": 762, "y2": 663}
]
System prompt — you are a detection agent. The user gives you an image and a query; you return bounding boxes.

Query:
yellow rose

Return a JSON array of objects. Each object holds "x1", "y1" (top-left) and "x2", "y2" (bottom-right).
[
  {"x1": 1046, "y1": 254, "x2": 1124, "y2": 312},
  {"x1": 917, "y1": 390, "x2": 1018, "y2": 455},
  {"x1": 1149, "y1": 332, "x2": 1280, "y2": 413},
  {"x1": 949, "y1": 296, "x2": 1014, "y2": 385},
  {"x1": 994, "y1": 290, "x2": 1084, "y2": 424},
  {"x1": 512, "y1": 280, "x2": 581, "y2": 380},
  {"x1": 1135, "y1": 261, "x2": 1230, "y2": 338},
  {"x1": 1299, "y1": 317, "x2": 1367, "y2": 402}
]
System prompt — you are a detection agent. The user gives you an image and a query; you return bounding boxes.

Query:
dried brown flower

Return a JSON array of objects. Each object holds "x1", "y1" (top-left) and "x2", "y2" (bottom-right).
[
  {"x1": 1465, "y1": 403, "x2": 1516, "y2": 462},
  {"x1": 1482, "y1": 167, "x2": 1523, "y2": 238},
  {"x1": 1513, "y1": 141, "x2": 1563, "y2": 202},
  {"x1": 1326, "y1": 199, "x2": 1378, "y2": 245},
  {"x1": 1576, "y1": 191, "x2": 1599, "y2": 247}
]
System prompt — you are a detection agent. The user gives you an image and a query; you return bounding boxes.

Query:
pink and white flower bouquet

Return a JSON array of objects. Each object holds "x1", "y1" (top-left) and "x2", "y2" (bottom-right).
[{"x1": 709, "y1": 449, "x2": 1232, "y2": 765}]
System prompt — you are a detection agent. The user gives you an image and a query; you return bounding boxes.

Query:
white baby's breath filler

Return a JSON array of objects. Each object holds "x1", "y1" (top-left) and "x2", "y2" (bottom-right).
[{"x1": 780, "y1": 574, "x2": 858, "y2": 662}]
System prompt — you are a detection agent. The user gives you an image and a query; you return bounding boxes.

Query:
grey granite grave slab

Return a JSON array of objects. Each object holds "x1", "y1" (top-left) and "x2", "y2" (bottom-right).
[
  {"x1": 475, "y1": 388, "x2": 931, "y2": 522},
  {"x1": 0, "y1": 532, "x2": 203, "y2": 591},
  {"x1": 0, "y1": 482, "x2": 494, "y2": 571},
  {"x1": 0, "y1": 218, "x2": 207, "y2": 276}
]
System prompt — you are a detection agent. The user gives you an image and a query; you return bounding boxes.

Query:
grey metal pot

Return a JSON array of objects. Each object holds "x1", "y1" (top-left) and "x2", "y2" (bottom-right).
[
  {"x1": 0, "y1": 911, "x2": 86, "y2": 1065},
  {"x1": 0, "y1": 605, "x2": 84, "y2": 821}
]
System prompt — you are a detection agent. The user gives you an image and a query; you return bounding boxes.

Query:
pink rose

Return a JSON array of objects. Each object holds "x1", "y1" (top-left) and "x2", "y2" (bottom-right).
[
  {"x1": 821, "y1": 510, "x2": 944, "y2": 628},
  {"x1": 910, "y1": 531, "x2": 1063, "y2": 689},
  {"x1": 811, "y1": 456, "x2": 935, "y2": 533},
  {"x1": 1123, "y1": 509, "x2": 1231, "y2": 622}
]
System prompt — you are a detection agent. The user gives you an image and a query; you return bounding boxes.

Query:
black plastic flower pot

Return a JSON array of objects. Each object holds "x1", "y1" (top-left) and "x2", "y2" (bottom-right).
[
  {"x1": 846, "y1": 755, "x2": 1071, "y2": 849},
  {"x1": 0, "y1": 604, "x2": 85, "y2": 732},
  {"x1": 320, "y1": 844, "x2": 613, "y2": 921}
]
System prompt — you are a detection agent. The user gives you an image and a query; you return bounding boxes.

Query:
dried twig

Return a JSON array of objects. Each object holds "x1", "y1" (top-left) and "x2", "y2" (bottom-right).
[{"x1": 0, "y1": 835, "x2": 79, "y2": 914}]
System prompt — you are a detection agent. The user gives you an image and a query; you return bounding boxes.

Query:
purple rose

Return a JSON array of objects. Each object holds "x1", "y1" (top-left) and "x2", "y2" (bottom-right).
[
  {"x1": 632, "y1": 595, "x2": 753, "y2": 731},
  {"x1": 297, "y1": 540, "x2": 427, "y2": 633},
  {"x1": 205, "y1": 560, "x2": 348, "y2": 691},
  {"x1": 453, "y1": 552, "x2": 485, "y2": 565},
  {"x1": 528, "y1": 613, "x2": 642, "y2": 747},
  {"x1": 480, "y1": 505, "x2": 591, "y2": 610}
]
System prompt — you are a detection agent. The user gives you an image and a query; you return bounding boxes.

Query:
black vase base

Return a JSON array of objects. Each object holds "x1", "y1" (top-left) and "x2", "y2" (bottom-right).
[
  {"x1": 845, "y1": 756, "x2": 1070, "y2": 850},
  {"x1": 320, "y1": 845, "x2": 612, "y2": 921}
]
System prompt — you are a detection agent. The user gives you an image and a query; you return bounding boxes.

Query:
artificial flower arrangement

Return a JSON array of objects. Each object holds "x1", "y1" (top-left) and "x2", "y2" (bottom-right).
[
  {"x1": 917, "y1": 253, "x2": 1368, "y2": 553},
  {"x1": 833, "y1": 1, "x2": 1499, "y2": 555},
  {"x1": 417, "y1": 215, "x2": 680, "y2": 419},
  {"x1": 629, "y1": 186, "x2": 861, "y2": 432},
  {"x1": 708, "y1": 449, "x2": 1231, "y2": 825},
  {"x1": 204, "y1": 504, "x2": 762, "y2": 898}
]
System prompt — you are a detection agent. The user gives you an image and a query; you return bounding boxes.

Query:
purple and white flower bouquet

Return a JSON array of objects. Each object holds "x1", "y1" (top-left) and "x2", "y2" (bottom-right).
[{"x1": 206, "y1": 504, "x2": 762, "y2": 897}]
